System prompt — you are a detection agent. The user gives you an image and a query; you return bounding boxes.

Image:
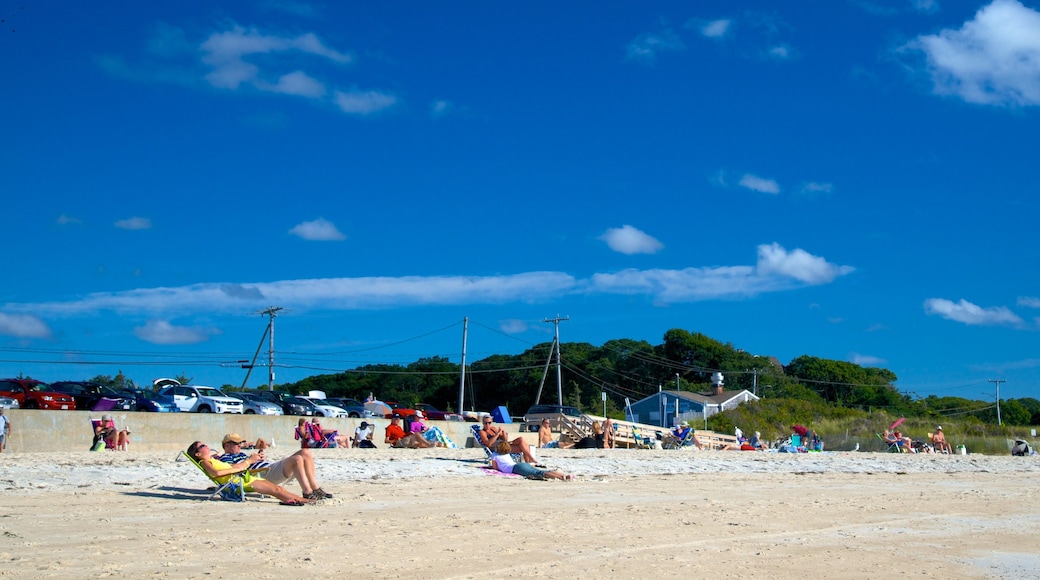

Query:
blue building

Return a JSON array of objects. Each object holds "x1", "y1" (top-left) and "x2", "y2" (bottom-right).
[{"x1": 626, "y1": 386, "x2": 759, "y2": 428}]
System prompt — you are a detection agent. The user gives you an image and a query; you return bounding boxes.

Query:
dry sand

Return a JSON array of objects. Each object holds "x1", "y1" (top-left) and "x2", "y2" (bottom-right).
[{"x1": 1, "y1": 448, "x2": 1039, "y2": 579}]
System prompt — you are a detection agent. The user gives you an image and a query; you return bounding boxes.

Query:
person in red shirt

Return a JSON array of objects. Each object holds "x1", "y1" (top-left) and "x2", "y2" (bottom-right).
[{"x1": 384, "y1": 416, "x2": 434, "y2": 448}]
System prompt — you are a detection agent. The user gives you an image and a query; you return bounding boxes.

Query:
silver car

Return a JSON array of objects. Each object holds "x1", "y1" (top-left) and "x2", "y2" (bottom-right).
[
  {"x1": 0, "y1": 395, "x2": 19, "y2": 409},
  {"x1": 229, "y1": 392, "x2": 284, "y2": 415}
]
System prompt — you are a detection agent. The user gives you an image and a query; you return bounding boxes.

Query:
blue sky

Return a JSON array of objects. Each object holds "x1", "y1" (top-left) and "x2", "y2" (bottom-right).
[{"x1": 2, "y1": 0, "x2": 1039, "y2": 402}]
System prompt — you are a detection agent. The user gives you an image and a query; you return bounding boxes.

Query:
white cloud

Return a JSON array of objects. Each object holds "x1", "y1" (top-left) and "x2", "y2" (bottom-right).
[
  {"x1": 431, "y1": 100, "x2": 451, "y2": 117},
  {"x1": 133, "y1": 320, "x2": 215, "y2": 345},
  {"x1": 907, "y1": 0, "x2": 1040, "y2": 106},
  {"x1": 57, "y1": 214, "x2": 81, "y2": 225},
  {"x1": 499, "y1": 319, "x2": 529, "y2": 334},
  {"x1": 738, "y1": 174, "x2": 780, "y2": 194},
  {"x1": 912, "y1": 0, "x2": 940, "y2": 14},
  {"x1": 334, "y1": 89, "x2": 397, "y2": 115},
  {"x1": 701, "y1": 19, "x2": 732, "y2": 38},
  {"x1": 756, "y1": 243, "x2": 855, "y2": 284},
  {"x1": 200, "y1": 26, "x2": 350, "y2": 94},
  {"x1": 0, "y1": 312, "x2": 52, "y2": 338},
  {"x1": 267, "y1": 70, "x2": 325, "y2": 97},
  {"x1": 4, "y1": 244, "x2": 852, "y2": 316},
  {"x1": 801, "y1": 182, "x2": 833, "y2": 194},
  {"x1": 1017, "y1": 296, "x2": 1040, "y2": 308},
  {"x1": 924, "y1": 298, "x2": 1024, "y2": 326},
  {"x1": 289, "y1": 218, "x2": 346, "y2": 241},
  {"x1": 850, "y1": 353, "x2": 887, "y2": 365},
  {"x1": 625, "y1": 30, "x2": 685, "y2": 63},
  {"x1": 114, "y1": 217, "x2": 152, "y2": 230},
  {"x1": 768, "y1": 45, "x2": 791, "y2": 59},
  {"x1": 599, "y1": 225, "x2": 664, "y2": 255}
]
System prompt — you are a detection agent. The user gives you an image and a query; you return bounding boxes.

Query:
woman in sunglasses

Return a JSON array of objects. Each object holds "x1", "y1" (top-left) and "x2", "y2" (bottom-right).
[{"x1": 186, "y1": 441, "x2": 311, "y2": 506}]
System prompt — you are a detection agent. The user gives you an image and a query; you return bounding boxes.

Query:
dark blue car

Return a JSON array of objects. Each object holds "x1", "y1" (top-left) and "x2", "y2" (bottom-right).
[{"x1": 119, "y1": 388, "x2": 179, "y2": 412}]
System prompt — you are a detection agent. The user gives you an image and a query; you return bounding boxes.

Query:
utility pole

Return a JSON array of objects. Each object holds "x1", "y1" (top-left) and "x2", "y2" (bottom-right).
[
  {"x1": 989, "y1": 378, "x2": 1006, "y2": 425},
  {"x1": 259, "y1": 306, "x2": 283, "y2": 390},
  {"x1": 458, "y1": 317, "x2": 468, "y2": 415},
  {"x1": 543, "y1": 315, "x2": 569, "y2": 406}
]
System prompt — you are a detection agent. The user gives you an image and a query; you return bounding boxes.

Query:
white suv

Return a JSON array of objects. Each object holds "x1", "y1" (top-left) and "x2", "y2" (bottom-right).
[{"x1": 155, "y1": 380, "x2": 243, "y2": 414}]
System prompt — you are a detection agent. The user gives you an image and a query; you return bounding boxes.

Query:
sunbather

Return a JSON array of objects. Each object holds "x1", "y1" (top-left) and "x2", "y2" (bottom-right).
[
  {"x1": 893, "y1": 431, "x2": 915, "y2": 453},
  {"x1": 311, "y1": 418, "x2": 350, "y2": 447},
  {"x1": 490, "y1": 440, "x2": 572, "y2": 481},
  {"x1": 931, "y1": 426, "x2": 953, "y2": 454},
  {"x1": 478, "y1": 417, "x2": 539, "y2": 463},
  {"x1": 353, "y1": 421, "x2": 376, "y2": 448},
  {"x1": 537, "y1": 418, "x2": 574, "y2": 449},
  {"x1": 187, "y1": 441, "x2": 312, "y2": 505},
  {"x1": 385, "y1": 416, "x2": 434, "y2": 448},
  {"x1": 93, "y1": 414, "x2": 130, "y2": 451},
  {"x1": 212, "y1": 433, "x2": 334, "y2": 500}
]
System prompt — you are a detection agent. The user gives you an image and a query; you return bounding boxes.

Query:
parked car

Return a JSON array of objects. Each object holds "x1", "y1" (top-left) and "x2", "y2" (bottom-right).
[
  {"x1": 414, "y1": 403, "x2": 460, "y2": 421},
  {"x1": 116, "y1": 387, "x2": 179, "y2": 412},
  {"x1": 523, "y1": 404, "x2": 583, "y2": 431},
  {"x1": 155, "y1": 380, "x2": 243, "y2": 413},
  {"x1": 0, "y1": 395, "x2": 19, "y2": 409},
  {"x1": 50, "y1": 381, "x2": 137, "y2": 412},
  {"x1": 0, "y1": 378, "x2": 76, "y2": 410},
  {"x1": 252, "y1": 390, "x2": 313, "y2": 415},
  {"x1": 227, "y1": 392, "x2": 284, "y2": 415},
  {"x1": 323, "y1": 397, "x2": 373, "y2": 418},
  {"x1": 298, "y1": 397, "x2": 348, "y2": 418},
  {"x1": 384, "y1": 401, "x2": 417, "y2": 418}
]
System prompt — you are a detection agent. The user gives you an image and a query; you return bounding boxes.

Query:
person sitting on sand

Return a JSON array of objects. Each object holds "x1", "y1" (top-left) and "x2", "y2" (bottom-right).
[
  {"x1": 663, "y1": 421, "x2": 696, "y2": 448},
  {"x1": 538, "y1": 418, "x2": 574, "y2": 449},
  {"x1": 600, "y1": 418, "x2": 616, "y2": 449},
  {"x1": 490, "y1": 440, "x2": 573, "y2": 481},
  {"x1": 93, "y1": 414, "x2": 130, "y2": 451},
  {"x1": 931, "y1": 426, "x2": 952, "y2": 454},
  {"x1": 749, "y1": 431, "x2": 767, "y2": 450},
  {"x1": 212, "y1": 433, "x2": 333, "y2": 500},
  {"x1": 353, "y1": 421, "x2": 376, "y2": 448},
  {"x1": 385, "y1": 416, "x2": 434, "y2": 448},
  {"x1": 187, "y1": 441, "x2": 313, "y2": 505},
  {"x1": 479, "y1": 417, "x2": 540, "y2": 462}
]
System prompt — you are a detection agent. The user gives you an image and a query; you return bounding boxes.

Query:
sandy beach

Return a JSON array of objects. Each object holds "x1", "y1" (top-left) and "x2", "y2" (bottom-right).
[{"x1": 2, "y1": 448, "x2": 1039, "y2": 579}]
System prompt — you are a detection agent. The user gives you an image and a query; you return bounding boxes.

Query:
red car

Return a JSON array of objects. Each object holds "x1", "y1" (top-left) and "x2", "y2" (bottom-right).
[
  {"x1": 384, "y1": 401, "x2": 417, "y2": 418},
  {"x1": 0, "y1": 378, "x2": 77, "y2": 410},
  {"x1": 414, "y1": 403, "x2": 460, "y2": 421}
]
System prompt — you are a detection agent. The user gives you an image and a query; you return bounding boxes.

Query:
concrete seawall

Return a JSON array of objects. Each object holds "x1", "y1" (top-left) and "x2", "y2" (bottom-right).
[{"x1": 1, "y1": 409, "x2": 537, "y2": 453}]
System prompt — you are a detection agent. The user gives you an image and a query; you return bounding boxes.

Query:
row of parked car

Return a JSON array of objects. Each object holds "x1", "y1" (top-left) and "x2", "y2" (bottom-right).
[{"x1": 0, "y1": 377, "x2": 382, "y2": 417}]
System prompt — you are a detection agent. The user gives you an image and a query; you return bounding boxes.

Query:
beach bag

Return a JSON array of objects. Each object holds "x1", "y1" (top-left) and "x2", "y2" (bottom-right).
[{"x1": 219, "y1": 481, "x2": 244, "y2": 502}]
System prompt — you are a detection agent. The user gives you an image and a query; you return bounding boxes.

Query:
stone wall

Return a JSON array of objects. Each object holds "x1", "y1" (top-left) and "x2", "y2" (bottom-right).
[{"x1": 0, "y1": 409, "x2": 537, "y2": 453}]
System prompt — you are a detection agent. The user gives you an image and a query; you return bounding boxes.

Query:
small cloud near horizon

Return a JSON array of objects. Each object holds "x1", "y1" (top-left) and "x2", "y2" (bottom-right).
[
  {"x1": 133, "y1": 319, "x2": 217, "y2": 345},
  {"x1": 739, "y1": 174, "x2": 780, "y2": 194},
  {"x1": 924, "y1": 297, "x2": 1024, "y2": 326},
  {"x1": 599, "y1": 225, "x2": 664, "y2": 255},
  {"x1": 289, "y1": 218, "x2": 346, "y2": 241},
  {"x1": 0, "y1": 312, "x2": 52, "y2": 339},
  {"x1": 499, "y1": 319, "x2": 529, "y2": 334},
  {"x1": 114, "y1": 217, "x2": 152, "y2": 230},
  {"x1": 850, "y1": 353, "x2": 887, "y2": 366}
]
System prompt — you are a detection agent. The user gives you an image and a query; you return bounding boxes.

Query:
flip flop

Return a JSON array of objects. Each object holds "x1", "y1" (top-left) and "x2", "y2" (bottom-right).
[{"x1": 280, "y1": 500, "x2": 305, "y2": 506}]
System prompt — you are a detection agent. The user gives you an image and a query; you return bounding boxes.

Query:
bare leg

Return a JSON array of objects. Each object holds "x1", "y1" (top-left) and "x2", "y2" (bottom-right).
[
  {"x1": 511, "y1": 437, "x2": 537, "y2": 464},
  {"x1": 279, "y1": 449, "x2": 322, "y2": 494}
]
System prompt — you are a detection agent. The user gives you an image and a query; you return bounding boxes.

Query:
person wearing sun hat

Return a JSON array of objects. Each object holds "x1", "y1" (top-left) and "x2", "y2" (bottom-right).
[
  {"x1": 214, "y1": 432, "x2": 334, "y2": 500},
  {"x1": 931, "y1": 426, "x2": 952, "y2": 454}
]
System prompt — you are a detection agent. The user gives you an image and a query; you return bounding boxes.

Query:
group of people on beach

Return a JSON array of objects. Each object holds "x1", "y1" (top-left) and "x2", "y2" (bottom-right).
[{"x1": 884, "y1": 426, "x2": 953, "y2": 454}]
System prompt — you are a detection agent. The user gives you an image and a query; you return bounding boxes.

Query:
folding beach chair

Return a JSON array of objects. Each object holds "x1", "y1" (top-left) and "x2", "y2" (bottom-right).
[
  {"x1": 182, "y1": 451, "x2": 253, "y2": 501},
  {"x1": 471, "y1": 424, "x2": 522, "y2": 463},
  {"x1": 89, "y1": 416, "x2": 122, "y2": 451},
  {"x1": 630, "y1": 426, "x2": 655, "y2": 449},
  {"x1": 875, "y1": 433, "x2": 903, "y2": 453}
]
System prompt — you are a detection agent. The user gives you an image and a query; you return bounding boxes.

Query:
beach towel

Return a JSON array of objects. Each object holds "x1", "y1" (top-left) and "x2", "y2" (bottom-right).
[
  {"x1": 423, "y1": 426, "x2": 458, "y2": 449},
  {"x1": 480, "y1": 467, "x2": 522, "y2": 478}
]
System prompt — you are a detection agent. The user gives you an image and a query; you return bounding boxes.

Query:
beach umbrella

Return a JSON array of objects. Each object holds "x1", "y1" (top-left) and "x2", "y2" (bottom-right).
[
  {"x1": 792, "y1": 424, "x2": 808, "y2": 437},
  {"x1": 889, "y1": 417, "x2": 906, "y2": 430},
  {"x1": 365, "y1": 401, "x2": 392, "y2": 417}
]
